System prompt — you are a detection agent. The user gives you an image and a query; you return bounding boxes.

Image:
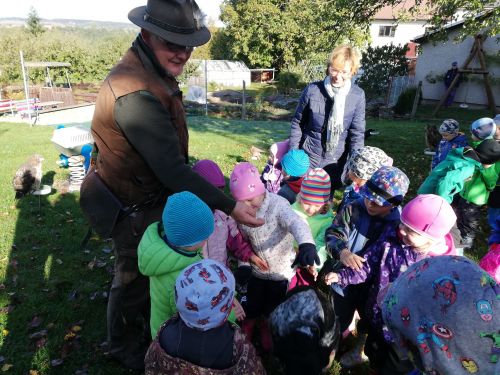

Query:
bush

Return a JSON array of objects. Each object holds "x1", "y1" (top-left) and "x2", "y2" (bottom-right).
[
  {"x1": 357, "y1": 45, "x2": 409, "y2": 100},
  {"x1": 276, "y1": 71, "x2": 303, "y2": 95},
  {"x1": 394, "y1": 86, "x2": 418, "y2": 115}
]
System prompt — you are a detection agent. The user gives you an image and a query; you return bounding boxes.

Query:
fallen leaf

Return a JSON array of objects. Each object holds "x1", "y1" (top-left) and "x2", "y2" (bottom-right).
[
  {"x1": 0, "y1": 306, "x2": 14, "y2": 314},
  {"x1": 50, "y1": 359, "x2": 63, "y2": 367},
  {"x1": 28, "y1": 316, "x2": 43, "y2": 329},
  {"x1": 68, "y1": 290, "x2": 78, "y2": 301},
  {"x1": 55, "y1": 259, "x2": 63, "y2": 265},
  {"x1": 96, "y1": 260, "x2": 106, "y2": 268},
  {"x1": 71, "y1": 325, "x2": 82, "y2": 333},
  {"x1": 28, "y1": 330, "x2": 47, "y2": 340},
  {"x1": 29, "y1": 370, "x2": 39, "y2": 375},
  {"x1": 64, "y1": 331, "x2": 76, "y2": 341},
  {"x1": 101, "y1": 247, "x2": 112, "y2": 254},
  {"x1": 1, "y1": 364, "x2": 13, "y2": 372}
]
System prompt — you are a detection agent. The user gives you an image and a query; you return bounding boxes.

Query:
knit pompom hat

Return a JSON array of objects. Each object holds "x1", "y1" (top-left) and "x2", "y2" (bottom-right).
[
  {"x1": 162, "y1": 191, "x2": 214, "y2": 247},
  {"x1": 400, "y1": 194, "x2": 456, "y2": 241},
  {"x1": 281, "y1": 149, "x2": 310, "y2": 177},
  {"x1": 359, "y1": 166, "x2": 409, "y2": 207},
  {"x1": 300, "y1": 168, "x2": 331, "y2": 205},
  {"x1": 439, "y1": 119, "x2": 460, "y2": 135},
  {"x1": 269, "y1": 139, "x2": 290, "y2": 166},
  {"x1": 347, "y1": 146, "x2": 392, "y2": 181},
  {"x1": 192, "y1": 159, "x2": 225, "y2": 189},
  {"x1": 175, "y1": 259, "x2": 235, "y2": 331},
  {"x1": 471, "y1": 117, "x2": 496, "y2": 140},
  {"x1": 229, "y1": 162, "x2": 266, "y2": 201}
]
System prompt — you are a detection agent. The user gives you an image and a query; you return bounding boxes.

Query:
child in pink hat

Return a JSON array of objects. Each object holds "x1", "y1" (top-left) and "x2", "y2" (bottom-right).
[
  {"x1": 230, "y1": 162, "x2": 318, "y2": 352},
  {"x1": 324, "y1": 194, "x2": 457, "y2": 373},
  {"x1": 192, "y1": 159, "x2": 265, "y2": 268}
]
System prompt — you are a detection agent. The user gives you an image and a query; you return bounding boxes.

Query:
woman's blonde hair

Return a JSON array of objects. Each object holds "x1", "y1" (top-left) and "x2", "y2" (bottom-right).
[{"x1": 327, "y1": 45, "x2": 361, "y2": 75}]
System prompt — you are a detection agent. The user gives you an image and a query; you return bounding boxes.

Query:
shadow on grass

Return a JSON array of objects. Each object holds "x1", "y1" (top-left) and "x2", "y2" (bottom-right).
[{"x1": 0, "y1": 172, "x2": 118, "y2": 374}]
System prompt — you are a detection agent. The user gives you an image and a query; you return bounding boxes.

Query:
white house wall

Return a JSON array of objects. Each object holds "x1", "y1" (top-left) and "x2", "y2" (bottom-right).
[
  {"x1": 369, "y1": 20, "x2": 427, "y2": 48},
  {"x1": 415, "y1": 29, "x2": 500, "y2": 107}
]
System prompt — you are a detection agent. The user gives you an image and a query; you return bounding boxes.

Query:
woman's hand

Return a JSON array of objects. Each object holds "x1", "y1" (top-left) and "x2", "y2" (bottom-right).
[
  {"x1": 339, "y1": 249, "x2": 365, "y2": 271},
  {"x1": 249, "y1": 254, "x2": 269, "y2": 271},
  {"x1": 232, "y1": 298, "x2": 246, "y2": 321},
  {"x1": 323, "y1": 272, "x2": 339, "y2": 285},
  {"x1": 306, "y1": 265, "x2": 318, "y2": 281}
]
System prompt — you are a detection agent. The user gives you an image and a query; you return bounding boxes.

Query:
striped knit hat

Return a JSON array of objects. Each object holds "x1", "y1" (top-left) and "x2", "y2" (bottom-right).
[{"x1": 300, "y1": 168, "x2": 331, "y2": 205}]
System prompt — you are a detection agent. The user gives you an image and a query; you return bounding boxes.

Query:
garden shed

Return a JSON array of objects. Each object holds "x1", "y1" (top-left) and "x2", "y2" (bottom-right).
[
  {"x1": 188, "y1": 60, "x2": 252, "y2": 88},
  {"x1": 412, "y1": 18, "x2": 499, "y2": 109}
]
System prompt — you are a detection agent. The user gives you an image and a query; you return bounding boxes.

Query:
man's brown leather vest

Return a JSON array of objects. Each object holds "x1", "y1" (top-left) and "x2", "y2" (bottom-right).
[{"x1": 91, "y1": 48, "x2": 188, "y2": 205}]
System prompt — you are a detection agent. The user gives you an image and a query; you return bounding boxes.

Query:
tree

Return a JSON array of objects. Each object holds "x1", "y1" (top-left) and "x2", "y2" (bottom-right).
[
  {"x1": 217, "y1": 0, "x2": 499, "y2": 71},
  {"x1": 26, "y1": 7, "x2": 45, "y2": 37}
]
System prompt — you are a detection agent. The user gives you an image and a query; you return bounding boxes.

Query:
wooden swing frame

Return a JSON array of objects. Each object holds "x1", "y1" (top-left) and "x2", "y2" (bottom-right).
[{"x1": 433, "y1": 34, "x2": 496, "y2": 116}]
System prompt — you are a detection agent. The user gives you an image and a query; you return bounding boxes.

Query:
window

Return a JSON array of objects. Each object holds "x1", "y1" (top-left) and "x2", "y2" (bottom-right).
[{"x1": 379, "y1": 25, "x2": 396, "y2": 37}]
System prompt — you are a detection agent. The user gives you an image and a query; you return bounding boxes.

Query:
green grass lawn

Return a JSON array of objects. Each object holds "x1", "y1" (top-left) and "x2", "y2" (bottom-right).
[{"x1": 0, "y1": 116, "x2": 491, "y2": 374}]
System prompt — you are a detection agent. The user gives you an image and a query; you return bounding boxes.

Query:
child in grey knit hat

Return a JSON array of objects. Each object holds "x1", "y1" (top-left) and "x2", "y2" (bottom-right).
[{"x1": 382, "y1": 255, "x2": 500, "y2": 375}]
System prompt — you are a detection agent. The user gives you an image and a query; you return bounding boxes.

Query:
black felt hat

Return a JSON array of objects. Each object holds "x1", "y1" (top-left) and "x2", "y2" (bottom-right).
[{"x1": 128, "y1": 0, "x2": 210, "y2": 47}]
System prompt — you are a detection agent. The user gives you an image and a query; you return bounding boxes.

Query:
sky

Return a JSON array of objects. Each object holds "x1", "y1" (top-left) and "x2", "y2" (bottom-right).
[{"x1": 2, "y1": 0, "x2": 223, "y2": 24}]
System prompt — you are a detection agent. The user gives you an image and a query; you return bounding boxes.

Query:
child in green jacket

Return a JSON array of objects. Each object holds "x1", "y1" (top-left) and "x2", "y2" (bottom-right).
[{"x1": 138, "y1": 191, "x2": 239, "y2": 339}]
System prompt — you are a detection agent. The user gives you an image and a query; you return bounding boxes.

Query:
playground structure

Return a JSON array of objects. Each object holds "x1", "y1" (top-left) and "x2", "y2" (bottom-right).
[{"x1": 0, "y1": 52, "x2": 95, "y2": 126}]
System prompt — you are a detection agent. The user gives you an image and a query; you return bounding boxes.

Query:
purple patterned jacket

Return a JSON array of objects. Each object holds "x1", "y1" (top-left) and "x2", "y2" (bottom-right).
[{"x1": 335, "y1": 225, "x2": 427, "y2": 335}]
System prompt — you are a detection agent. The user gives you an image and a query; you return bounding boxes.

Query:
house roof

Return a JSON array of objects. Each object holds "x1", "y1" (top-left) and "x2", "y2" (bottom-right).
[
  {"x1": 411, "y1": 8, "x2": 497, "y2": 43},
  {"x1": 374, "y1": 0, "x2": 432, "y2": 21}
]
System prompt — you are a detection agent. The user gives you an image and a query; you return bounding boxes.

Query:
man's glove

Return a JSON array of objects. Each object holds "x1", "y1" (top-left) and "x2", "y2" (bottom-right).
[{"x1": 292, "y1": 243, "x2": 320, "y2": 268}]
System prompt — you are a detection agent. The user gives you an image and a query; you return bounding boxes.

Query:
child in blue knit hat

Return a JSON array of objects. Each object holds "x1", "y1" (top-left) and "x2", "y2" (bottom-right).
[
  {"x1": 487, "y1": 114, "x2": 500, "y2": 235},
  {"x1": 431, "y1": 119, "x2": 468, "y2": 170},
  {"x1": 277, "y1": 149, "x2": 310, "y2": 204},
  {"x1": 138, "y1": 191, "x2": 240, "y2": 339},
  {"x1": 382, "y1": 256, "x2": 499, "y2": 375}
]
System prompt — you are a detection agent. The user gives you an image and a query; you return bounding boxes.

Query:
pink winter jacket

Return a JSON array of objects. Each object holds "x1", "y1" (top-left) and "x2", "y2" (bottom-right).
[{"x1": 202, "y1": 210, "x2": 253, "y2": 264}]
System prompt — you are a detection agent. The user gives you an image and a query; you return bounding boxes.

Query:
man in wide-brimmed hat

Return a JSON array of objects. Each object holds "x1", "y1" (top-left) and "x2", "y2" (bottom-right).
[{"x1": 80, "y1": 0, "x2": 263, "y2": 370}]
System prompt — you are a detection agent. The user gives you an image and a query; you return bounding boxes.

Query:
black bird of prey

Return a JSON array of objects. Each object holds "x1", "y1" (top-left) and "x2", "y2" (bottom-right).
[{"x1": 12, "y1": 154, "x2": 44, "y2": 199}]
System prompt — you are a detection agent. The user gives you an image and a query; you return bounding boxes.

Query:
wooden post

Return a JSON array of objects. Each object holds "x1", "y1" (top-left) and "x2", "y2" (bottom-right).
[
  {"x1": 476, "y1": 36, "x2": 497, "y2": 112},
  {"x1": 242, "y1": 80, "x2": 246, "y2": 120},
  {"x1": 411, "y1": 81, "x2": 422, "y2": 119}
]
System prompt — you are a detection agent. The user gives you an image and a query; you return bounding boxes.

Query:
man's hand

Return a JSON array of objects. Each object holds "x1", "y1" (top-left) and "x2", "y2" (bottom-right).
[
  {"x1": 231, "y1": 201, "x2": 265, "y2": 227},
  {"x1": 339, "y1": 249, "x2": 365, "y2": 271},
  {"x1": 249, "y1": 254, "x2": 269, "y2": 271}
]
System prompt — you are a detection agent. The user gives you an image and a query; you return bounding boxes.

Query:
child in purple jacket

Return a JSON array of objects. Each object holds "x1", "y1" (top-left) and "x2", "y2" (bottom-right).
[
  {"x1": 260, "y1": 139, "x2": 290, "y2": 193},
  {"x1": 324, "y1": 194, "x2": 457, "y2": 374}
]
